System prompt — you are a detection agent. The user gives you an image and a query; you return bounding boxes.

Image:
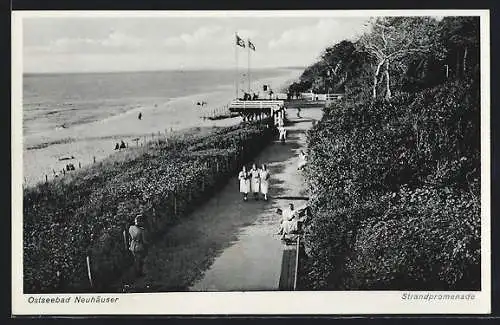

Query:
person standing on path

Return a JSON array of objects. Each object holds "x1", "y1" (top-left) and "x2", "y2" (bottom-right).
[
  {"x1": 259, "y1": 164, "x2": 270, "y2": 201},
  {"x1": 129, "y1": 214, "x2": 149, "y2": 276},
  {"x1": 238, "y1": 166, "x2": 250, "y2": 201},
  {"x1": 278, "y1": 126, "x2": 287, "y2": 144},
  {"x1": 250, "y1": 163, "x2": 261, "y2": 200}
]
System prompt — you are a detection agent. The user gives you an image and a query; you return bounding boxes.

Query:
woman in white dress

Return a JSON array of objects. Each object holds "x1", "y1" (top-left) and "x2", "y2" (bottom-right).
[
  {"x1": 259, "y1": 164, "x2": 270, "y2": 201},
  {"x1": 238, "y1": 166, "x2": 250, "y2": 201},
  {"x1": 250, "y1": 163, "x2": 260, "y2": 200},
  {"x1": 297, "y1": 150, "x2": 307, "y2": 170}
]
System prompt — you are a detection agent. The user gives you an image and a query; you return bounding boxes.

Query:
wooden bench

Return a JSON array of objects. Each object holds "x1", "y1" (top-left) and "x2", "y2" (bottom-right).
[{"x1": 278, "y1": 236, "x2": 300, "y2": 291}]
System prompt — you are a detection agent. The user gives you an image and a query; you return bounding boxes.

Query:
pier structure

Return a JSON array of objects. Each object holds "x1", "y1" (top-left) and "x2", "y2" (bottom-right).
[
  {"x1": 228, "y1": 92, "x2": 343, "y2": 124},
  {"x1": 228, "y1": 99, "x2": 286, "y2": 123}
]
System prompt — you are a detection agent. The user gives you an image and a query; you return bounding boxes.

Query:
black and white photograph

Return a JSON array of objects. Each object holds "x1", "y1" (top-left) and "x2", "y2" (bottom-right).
[{"x1": 12, "y1": 10, "x2": 490, "y2": 315}]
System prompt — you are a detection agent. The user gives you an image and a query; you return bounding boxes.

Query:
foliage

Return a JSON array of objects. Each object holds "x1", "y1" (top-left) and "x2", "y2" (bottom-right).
[
  {"x1": 296, "y1": 18, "x2": 481, "y2": 290},
  {"x1": 302, "y1": 78, "x2": 480, "y2": 290},
  {"x1": 23, "y1": 120, "x2": 273, "y2": 293},
  {"x1": 357, "y1": 17, "x2": 442, "y2": 99},
  {"x1": 288, "y1": 16, "x2": 479, "y2": 99}
]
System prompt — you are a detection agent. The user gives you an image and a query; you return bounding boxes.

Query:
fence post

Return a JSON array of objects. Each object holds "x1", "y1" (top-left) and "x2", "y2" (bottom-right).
[
  {"x1": 294, "y1": 236, "x2": 300, "y2": 290},
  {"x1": 173, "y1": 190, "x2": 177, "y2": 215},
  {"x1": 86, "y1": 255, "x2": 94, "y2": 288},
  {"x1": 123, "y1": 229, "x2": 128, "y2": 250}
]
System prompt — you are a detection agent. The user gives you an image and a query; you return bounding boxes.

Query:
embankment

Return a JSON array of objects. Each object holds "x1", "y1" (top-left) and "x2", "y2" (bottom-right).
[
  {"x1": 23, "y1": 118, "x2": 275, "y2": 293},
  {"x1": 299, "y1": 81, "x2": 480, "y2": 290}
]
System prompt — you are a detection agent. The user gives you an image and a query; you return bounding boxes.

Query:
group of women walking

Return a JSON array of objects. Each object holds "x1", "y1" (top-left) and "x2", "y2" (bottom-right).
[{"x1": 238, "y1": 163, "x2": 270, "y2": 201}]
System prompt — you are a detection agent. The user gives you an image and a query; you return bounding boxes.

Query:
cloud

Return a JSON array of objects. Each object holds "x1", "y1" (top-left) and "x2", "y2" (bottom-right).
[
  {"x1": 163, "y1": 25, "x2": 223, "y2": 47},
  {"x1": 268, "y1": 18, "x2": 367, "y2": 53},
  {"x1": 27, "y1": 31, "x2": 146, "y2": 54},
  {"x1": 23, "y1": 17, "x2": 368, "y2": 72}
]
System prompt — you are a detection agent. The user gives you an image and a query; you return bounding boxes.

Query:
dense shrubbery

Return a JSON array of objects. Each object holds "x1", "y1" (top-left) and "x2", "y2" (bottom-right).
[
  {"x1": 302, "y1": 80, "x2": 480, "y2": 290},
  {"x1": 23, "y1": 120, "x2": 274, "y2": 293},
  {"x1": 290, "y1": 15, "x2": 481, "y2": 291}
]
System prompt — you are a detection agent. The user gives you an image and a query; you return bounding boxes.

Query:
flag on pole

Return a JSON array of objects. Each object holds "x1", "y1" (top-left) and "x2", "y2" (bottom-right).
[
  {"x1": 248, "y1": 40, "x2": 256, "y2": 51},
  {"x1": 236, "y1": 34, "x2": 245, "y2": 48}
]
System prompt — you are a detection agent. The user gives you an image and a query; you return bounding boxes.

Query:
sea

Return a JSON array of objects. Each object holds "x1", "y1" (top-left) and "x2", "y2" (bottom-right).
[
  {"x1": 23, "y1": 68, "x2": 295, "y2": 137},
  {"x1": 20, "y1": 68, "x2": 301, "y2": 186}
]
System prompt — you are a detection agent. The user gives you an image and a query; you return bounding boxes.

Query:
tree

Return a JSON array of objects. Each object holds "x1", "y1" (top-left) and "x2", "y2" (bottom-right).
[
  {"x1": 439, "y1": 17, "x2": 480, "y2": 80},
  {"x1": 359, "y1": 17, "x2": 441, "y2": 99},
  {"x1": 320, "y1": 40, "x2": 359, "y2": 93}
]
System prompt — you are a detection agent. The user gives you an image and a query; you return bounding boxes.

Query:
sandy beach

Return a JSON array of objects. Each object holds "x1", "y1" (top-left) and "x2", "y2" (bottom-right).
[{"x1": 22, "y1": 70, "x2": 301, "y2": 187}]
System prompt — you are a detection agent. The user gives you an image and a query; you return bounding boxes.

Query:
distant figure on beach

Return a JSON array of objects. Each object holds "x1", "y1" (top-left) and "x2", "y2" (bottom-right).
[
  {"x1": 114, "y1": 143, "x2": 120, "y2": 150},
  {"x1": 250, "y1": 163, "x2": 260, "y2": 200},
  {"x1": 138, "y1": 112, "x2": 142, "y2": 120},
  {"x1": 297, "y1": 107, "x2": 302, "y2": 118},
  {"x1": 238, "y1": 166, "x2": 250, "y2": 201},
  {"x1": 129, "y1": 214, "x2": 149, "y2": 276},
  {"x1": 120, "y1": 140, "x2": 126, "y2": 149},
  {"x1": 298, "y1": 150, "x2": 307, "y2": 170},
  {"x1": 259, "y1": 164, "x2": 270, "y2": 201}
]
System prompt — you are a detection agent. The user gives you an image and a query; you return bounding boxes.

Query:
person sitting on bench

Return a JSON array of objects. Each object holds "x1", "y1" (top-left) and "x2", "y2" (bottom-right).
[
  {"x1": 277, "y1": 203, "x2": 299, "y2": 240},
  {"x1": 276, "y1": 203, "x2": 310, "y2": 240}
]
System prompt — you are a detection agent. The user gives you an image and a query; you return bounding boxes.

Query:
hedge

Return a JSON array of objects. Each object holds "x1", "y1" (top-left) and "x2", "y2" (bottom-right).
[
  {"x1": 301, "y1": 80, "x2": 480, "y2": 290},
  {"x1": 23, "y1": 119, "x2": 274, "y2": 293}
]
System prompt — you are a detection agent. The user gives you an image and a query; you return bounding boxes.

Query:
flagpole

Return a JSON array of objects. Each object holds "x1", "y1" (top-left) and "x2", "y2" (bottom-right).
[
  {"x1": 235, "y1": 33, "x2": 239, "y2": 99},
  {"x1": 247, "y1": 40, "x2": 251, "y2": 94}
]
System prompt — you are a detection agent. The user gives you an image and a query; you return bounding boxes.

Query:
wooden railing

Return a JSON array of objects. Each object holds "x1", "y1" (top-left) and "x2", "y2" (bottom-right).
[
  {"x1": 299, "y1": 93, "x2": 344, "y2": 101},
  {"x1": 228, "y1": 100, "x2": 285, "y2": 112}
]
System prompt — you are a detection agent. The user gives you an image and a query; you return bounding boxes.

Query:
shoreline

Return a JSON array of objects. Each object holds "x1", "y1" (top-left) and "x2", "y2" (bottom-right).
[
  {"x1": 23, "y1": 117, "x2": 276, "y2": 293},
  {"x1": 22, "y1": 69, "x2": 301, "y2": 187}
]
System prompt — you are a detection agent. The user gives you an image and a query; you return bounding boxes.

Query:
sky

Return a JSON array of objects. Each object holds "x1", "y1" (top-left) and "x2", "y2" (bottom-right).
[{"x1": 22, "y1": 14, "x2": 371, "y2": 73}]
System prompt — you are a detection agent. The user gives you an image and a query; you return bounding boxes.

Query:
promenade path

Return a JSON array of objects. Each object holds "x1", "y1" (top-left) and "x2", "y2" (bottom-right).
[{"x1": 120, "y1": 107, "x2": 322, "y2": 292}]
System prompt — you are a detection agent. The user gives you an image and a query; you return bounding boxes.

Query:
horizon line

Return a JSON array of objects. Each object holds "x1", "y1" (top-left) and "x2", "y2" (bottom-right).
[{"x1": 23, "y1": 66, "x2": 307, "y2": 75}]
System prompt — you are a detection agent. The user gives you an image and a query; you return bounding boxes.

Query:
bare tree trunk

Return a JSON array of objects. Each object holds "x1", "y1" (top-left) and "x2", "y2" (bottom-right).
[
  {"x1": 463, "y1": 47, "x2": 468, "y2": 76},
  {"x1": 385, "y1": 60, "x2": 391, "y2": 99},
  {"x1": 372, "y1": 59, "x2": 385, "y2": 99}
]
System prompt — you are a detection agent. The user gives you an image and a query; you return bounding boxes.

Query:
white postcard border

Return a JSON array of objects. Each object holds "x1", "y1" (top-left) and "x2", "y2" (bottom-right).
[{"x1": 11, "y1": 9, "x2": 491, "y2": 315}]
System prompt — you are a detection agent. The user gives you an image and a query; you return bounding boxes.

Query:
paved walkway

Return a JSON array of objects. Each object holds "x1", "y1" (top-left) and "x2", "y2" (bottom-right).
[
  {"x1": 118, "y1": 107, "x2": 322, "y2": 292},
  {"x1": 190, "y1": 108, "x2": 322, "y2": 291}
]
